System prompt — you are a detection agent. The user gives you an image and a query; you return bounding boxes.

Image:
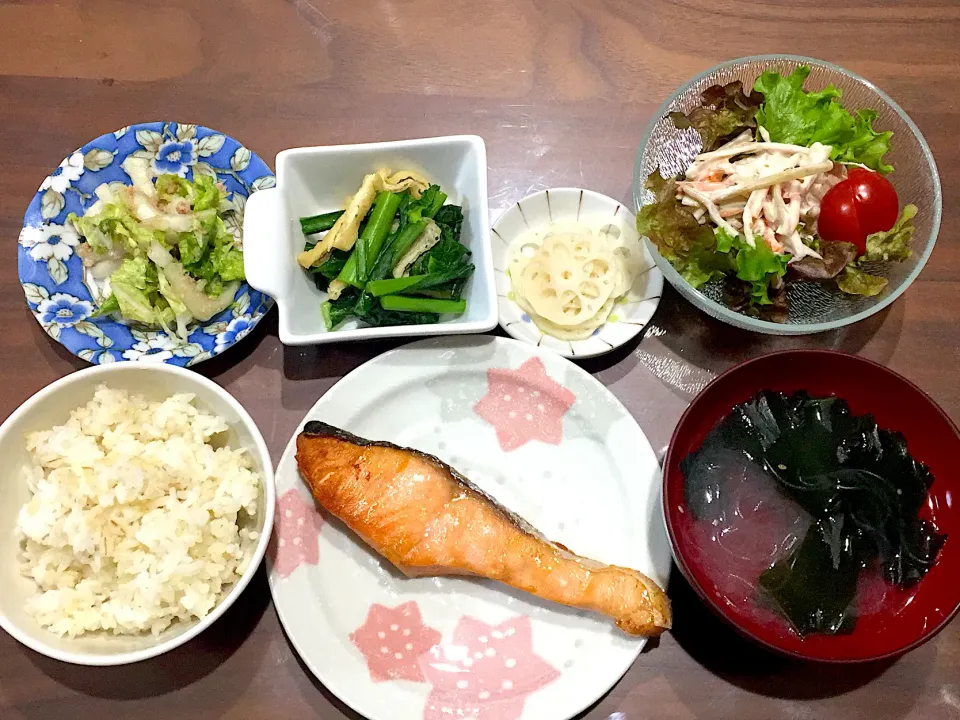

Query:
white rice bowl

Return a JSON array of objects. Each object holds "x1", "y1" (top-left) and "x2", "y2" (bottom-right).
[
  {"x1": 16, "y1": 386, "x2": 261, "y2": 637},
  {"x1": 0, "y1": 363, "x2": 274, "y2": 665}
]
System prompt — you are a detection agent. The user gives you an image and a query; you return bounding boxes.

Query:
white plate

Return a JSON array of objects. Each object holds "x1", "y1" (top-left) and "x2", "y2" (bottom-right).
[
  {"x1": 268, "y1": 336, "x2": 670, "y2": 720},
  {"x1": 491, "y1": 188, "x2": 664, "y2": 359}
]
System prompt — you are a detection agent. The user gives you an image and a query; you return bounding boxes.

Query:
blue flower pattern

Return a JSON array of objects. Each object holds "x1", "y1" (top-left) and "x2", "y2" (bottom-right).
[
  {"x1": 153, "y1": 140, "x2": 198, "y2": 177},
  {"x1": 215, "y1": 315, "x2": 254, "y2": 355},
  {"x1": 37, "y1": 293, "x2": 92, "y2": 327},
  {"x1": 18, "y1": 122, "x2": 275, "y2": 367}
]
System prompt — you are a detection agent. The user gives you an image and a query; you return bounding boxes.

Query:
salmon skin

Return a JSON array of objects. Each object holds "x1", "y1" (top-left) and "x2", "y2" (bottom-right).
[{"x1": 296, "y1": 421, "x2": 671, "y2": 636}]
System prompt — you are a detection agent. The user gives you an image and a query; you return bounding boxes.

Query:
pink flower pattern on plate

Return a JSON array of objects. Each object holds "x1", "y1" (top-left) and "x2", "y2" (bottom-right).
[
  {"x1": 270, "y1": 489, "x2": 323, "y2": 579},
  {"x1": 473, "y1": 357, "x2": 576, "y2": 452},
  {"x1": 350, "y1": 602, "x2": 442, "y2": 682},
  {"x1": 419, "y1": 615, "x2": 560, "y2": 719}
]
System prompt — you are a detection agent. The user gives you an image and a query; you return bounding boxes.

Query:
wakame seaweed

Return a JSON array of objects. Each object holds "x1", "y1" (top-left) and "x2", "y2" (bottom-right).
[{"x1": 681, "y1": 390, "x2": 946, "y2": 637}]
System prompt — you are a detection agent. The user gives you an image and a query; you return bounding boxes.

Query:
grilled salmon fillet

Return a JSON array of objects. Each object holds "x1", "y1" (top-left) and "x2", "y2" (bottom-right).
[{"x1": 296, "y1": 421, "x2": 671, "y2": 636}]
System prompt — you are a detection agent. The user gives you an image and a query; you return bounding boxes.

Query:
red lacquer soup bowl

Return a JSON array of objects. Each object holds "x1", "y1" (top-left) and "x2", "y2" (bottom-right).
[{"x1": 663, "y1": 350, "x2": 960, "y2": 662}]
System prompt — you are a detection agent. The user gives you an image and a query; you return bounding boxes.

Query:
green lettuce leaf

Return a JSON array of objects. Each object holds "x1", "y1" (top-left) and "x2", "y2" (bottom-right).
[
  {"x1": 837, "y1": 266, "x2": 888, "y2": 296},
  {"x1": 731, "y1": 231, "x2": 791, "y2": 304},
  {"x1": 864, "y1": 204, "x2": 917, "y2": 262},
  {"x1": 70, "y1": 171, "x2": 240, "y2": 331},
  {"x1": 691, "y1": 228, "x2": 791, "y2": 305},
  {"x1": 672, "y1": 230, "x2": 734, "y2": 288},
  {"x1": 834, "y1": 110, "x2": 894, "y2": 174},
  {"x1": 109, "y1": 256, "x2": 160, "y2": 325},
  {"x1": 68, "y1": 211, "x2": 112, "y2": 253},
  {"x1": 754, "y1": 66, "x2": 893, "y2": 173},
  {"x1": 204, "y1": 276, "x2": 224, "y2": 297},
  {"x1": 669, "y1": 80, "x2": 764, "y2": 152},
  {"x1": 636, "y1": 170, "x2": 711, "y2": 262}
]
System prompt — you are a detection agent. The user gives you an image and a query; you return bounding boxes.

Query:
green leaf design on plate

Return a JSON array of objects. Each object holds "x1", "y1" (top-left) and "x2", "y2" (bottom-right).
[
  {"x1": 233, "y1": 292, "x2": 250, "y2": 317},
  {"x1": 129, "y1": 149, "x2": 155, "y2": 162},
  {"x1": 42, "y1": 322, "x2": 61, "y2": 340},
  {"x1": 196, "y1": 134, "x2": 226, "y2": 157},
  {"x1": 130, "y1": 328, "x2": 155, "y2": 343},
  {"x1": 74, "y1": 320, "x2": 113, "y2": 348},
  {"x1": 22, "y1": 283, "x2": 50, "y2": 306},
  {"x1": 251, "y1": 176, "x2": 276, "y2": 191},
  {"x1": 222, "y1": 193, "x2": 245, "y2": 241},
  {"x1": 176, "y1": 124, "x2": 197, "y2": 141},
  {"x1": 173, "y1": 343, "x2": 203, "y2": 358},
  {"x1": 77, "y1": 348, "x2": 97, "y2": 363},
  {"x1": 136, "y1": 129, "x2": 163, "y2": 154},
  {"x1": 83, "y1": 148, "x2": 114, "y2": 172},
  {"x1": 231, "y1": 146, "x2": 251, "y2": 172},
  {"x1": 41, "y1": 189, "x2": 64, "y2": 219},
  {"x1": 203, "y1": 321, "x2": 228, "y2": 336},
  {"x1": 186, "y1": 351, "x2": 212, "y2": 367},
  {"x1": 47, "y1": 257, "x2": 67, "y2": 285},
  {"x1": 192, "y1": 161, "x2": 217, "y2": 179},
  {"x1": 223, "y1": 213, "x2": 242, "y2": 242}
]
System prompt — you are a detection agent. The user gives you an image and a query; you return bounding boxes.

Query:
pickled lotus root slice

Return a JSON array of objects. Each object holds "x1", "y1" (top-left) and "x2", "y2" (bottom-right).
[
  {"x1": 521, "y1": 234, "x2": 617, "y2": 326},
  {"x1": 598, "y1": 223, "x2": 645, "y2": 297},
  {"x1": 514, "y1": 292, "x2": 616, "y2": 341}
]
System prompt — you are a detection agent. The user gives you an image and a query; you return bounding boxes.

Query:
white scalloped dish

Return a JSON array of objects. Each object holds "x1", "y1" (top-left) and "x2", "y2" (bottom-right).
[{"x1": 491, "y1": 189, "x2": 663, "y2": 359}]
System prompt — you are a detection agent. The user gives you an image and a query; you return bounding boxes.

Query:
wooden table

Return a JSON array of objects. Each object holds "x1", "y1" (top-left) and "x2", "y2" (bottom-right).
[{"x1": 2, "y1": 1, "x2": 959, "y2": 718}]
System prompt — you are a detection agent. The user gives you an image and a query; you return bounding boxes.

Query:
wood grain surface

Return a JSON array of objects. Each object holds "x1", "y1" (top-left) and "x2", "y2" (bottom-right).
[{"x1": 2, "y1": 0, "x2": 959, "y2": 718}]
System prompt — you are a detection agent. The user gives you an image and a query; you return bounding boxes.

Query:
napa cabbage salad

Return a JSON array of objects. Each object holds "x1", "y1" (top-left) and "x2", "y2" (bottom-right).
[
  {"x1": 68, "y1": 158, "x2": 245, "y2": 338},
  {"x1": 638, "y1": 66, "x2": 918, "y2": 322}
]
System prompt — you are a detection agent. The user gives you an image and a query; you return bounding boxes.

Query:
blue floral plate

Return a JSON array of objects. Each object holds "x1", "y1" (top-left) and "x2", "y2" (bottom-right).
[{"x1": 17, "y1": 122, "x2": 275, "y2": 366}]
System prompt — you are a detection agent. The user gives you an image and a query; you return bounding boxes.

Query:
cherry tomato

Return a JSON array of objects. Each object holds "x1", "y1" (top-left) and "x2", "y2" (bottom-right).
[
  {"x1": 818, "y1": 169, "x2": 899, "y2": 255},
  {"x1": 846, "y1": 168, "x2": 899, "y2": 234},
  {"x1": 818, "y1": 182, "x2": 864, "y2": 253}
]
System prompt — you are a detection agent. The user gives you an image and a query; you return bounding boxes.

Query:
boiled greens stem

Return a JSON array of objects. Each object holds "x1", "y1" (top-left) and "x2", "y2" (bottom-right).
[
  {"x1": 300, "y1": 210, "x2": 345, "y2": 236},
  {"x1": 379, "y1": 295, "x2": 466, "y2": 314},
  {"x1": 337, "y1": 191, "x2": 403, "y2": 289}
]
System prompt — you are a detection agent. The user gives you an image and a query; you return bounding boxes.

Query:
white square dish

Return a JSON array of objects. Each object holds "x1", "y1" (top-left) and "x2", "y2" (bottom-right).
[{"x1": 242, "y1": 136, "x2": 497, "y2": 345}]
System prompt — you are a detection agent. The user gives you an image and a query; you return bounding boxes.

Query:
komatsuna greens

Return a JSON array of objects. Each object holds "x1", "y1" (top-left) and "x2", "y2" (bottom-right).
[{"x1": 300, "y1": 173, "x2": 473, "y2": 330}]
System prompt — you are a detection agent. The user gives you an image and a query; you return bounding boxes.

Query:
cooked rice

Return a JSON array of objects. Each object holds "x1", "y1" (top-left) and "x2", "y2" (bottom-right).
[{"x1": 15, "y1": 385, "x2": 261, "y2": 637}]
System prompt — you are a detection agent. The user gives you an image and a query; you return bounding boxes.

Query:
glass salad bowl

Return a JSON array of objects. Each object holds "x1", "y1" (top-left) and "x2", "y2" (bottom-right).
[{"x1": 633, "y1": 55, "x2": 941, "y2": 335}]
